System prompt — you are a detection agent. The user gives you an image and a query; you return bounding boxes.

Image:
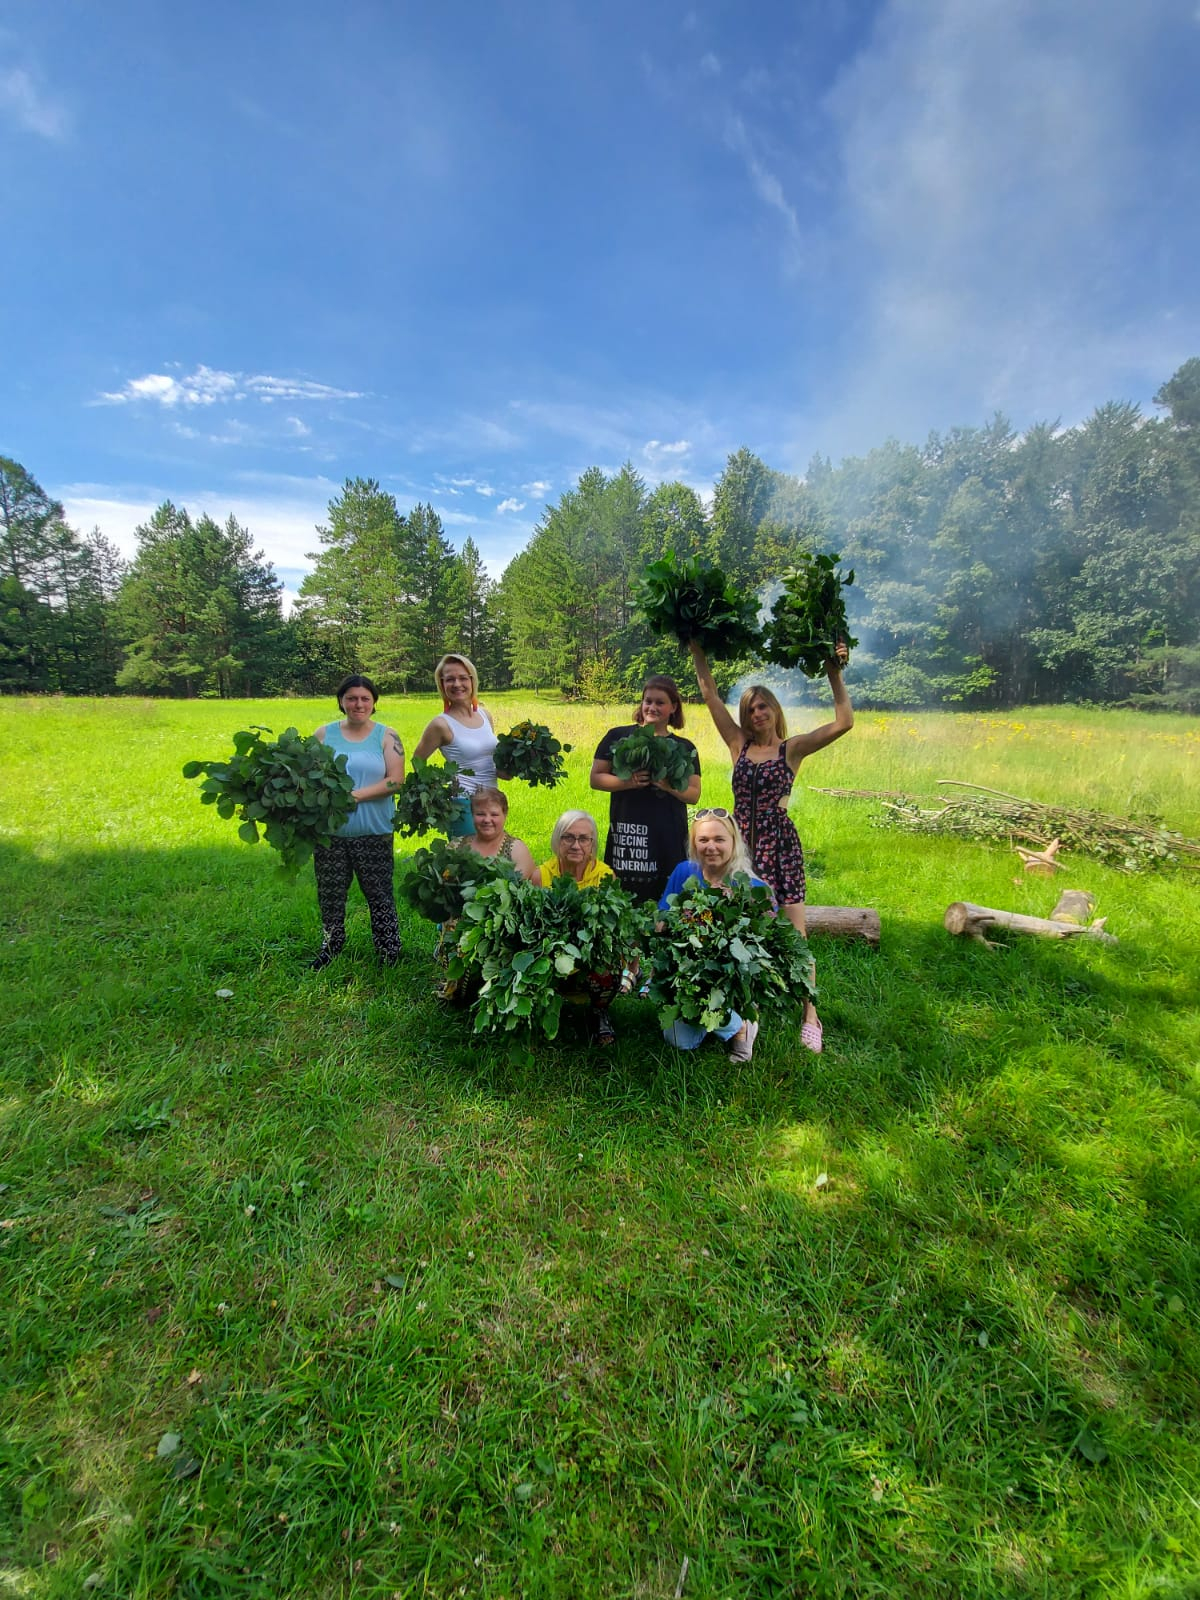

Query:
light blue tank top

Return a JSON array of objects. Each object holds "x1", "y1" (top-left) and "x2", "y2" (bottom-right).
[{"x1": 322, "y1": 722, "x2": 395, "y2": 837}]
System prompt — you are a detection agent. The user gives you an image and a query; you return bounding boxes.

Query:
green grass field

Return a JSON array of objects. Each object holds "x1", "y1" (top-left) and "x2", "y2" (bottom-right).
[{"x1": 2, "y1": 693, "x2": 1198, "y2": 1599}]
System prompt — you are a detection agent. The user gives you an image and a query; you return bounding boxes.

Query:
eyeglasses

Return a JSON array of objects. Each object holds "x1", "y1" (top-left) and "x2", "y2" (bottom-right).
[
  {"x1": 561, "y1": 832, "x2": 593, "y2": 847},
  {"x1": 694, "y1": 807, "x2": 731, "y2": 820}
]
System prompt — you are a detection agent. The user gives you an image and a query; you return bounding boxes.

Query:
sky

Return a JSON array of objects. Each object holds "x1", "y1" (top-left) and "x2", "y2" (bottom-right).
[{"x1": 3, "y1": 0, "x2": 1199, "y2": 603}]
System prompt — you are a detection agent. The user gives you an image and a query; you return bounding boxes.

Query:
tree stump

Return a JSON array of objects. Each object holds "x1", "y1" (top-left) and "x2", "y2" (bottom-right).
[{"x1": 802, "y1": 907, "x2": 881, "y2": 946}]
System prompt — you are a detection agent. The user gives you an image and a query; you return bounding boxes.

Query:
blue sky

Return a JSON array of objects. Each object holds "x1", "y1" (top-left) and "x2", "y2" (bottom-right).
[{"x1": 3, "y1": 0, "x2": 1199, "y2": 601}]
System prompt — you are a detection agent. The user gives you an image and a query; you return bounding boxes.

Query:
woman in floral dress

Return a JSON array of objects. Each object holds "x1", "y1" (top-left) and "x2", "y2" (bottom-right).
[{"x1": 689, "y1": 641, "x2": 852, "y2": 1052}]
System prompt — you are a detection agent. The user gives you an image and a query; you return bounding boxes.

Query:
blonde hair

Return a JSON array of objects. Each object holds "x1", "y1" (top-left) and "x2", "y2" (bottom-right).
[
  {"x1": 738, "y1": 683, "x2": 787, "y2": 741},
  {"x1": 688, "y1": 812, "x2": 754, "y2": 879},
  {"x1": 434, "y1": 653, "x2": 480, "y2": 710},
  {"x1": 551, "y1": 809, "x2": 599, "y2": 862}
]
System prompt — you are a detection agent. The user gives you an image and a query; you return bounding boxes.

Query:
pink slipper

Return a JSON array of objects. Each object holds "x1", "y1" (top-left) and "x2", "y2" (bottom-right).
[{"x1": 801, "y1": 1019, "x2": 824, "y2": 1054}]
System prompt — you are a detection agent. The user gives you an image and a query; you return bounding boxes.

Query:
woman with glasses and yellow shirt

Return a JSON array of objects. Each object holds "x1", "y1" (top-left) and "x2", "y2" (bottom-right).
[{"x1": 534, "y1": 810, "x2": 620, "y2": 1045}]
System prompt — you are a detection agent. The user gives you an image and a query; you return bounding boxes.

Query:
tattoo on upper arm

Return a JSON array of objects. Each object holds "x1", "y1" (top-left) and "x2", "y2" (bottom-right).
[{"x1": 389, "y1": 732, "x2": 404, "y2": 757}]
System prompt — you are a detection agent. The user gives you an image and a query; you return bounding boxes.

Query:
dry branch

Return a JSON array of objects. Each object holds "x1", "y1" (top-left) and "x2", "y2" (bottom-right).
[{"x1": 815, "y1": 780, "x2": 1199, "y2": 872}]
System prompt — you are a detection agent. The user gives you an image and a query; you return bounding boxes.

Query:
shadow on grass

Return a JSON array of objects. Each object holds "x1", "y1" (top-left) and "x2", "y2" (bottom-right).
[{"x1": 3, "y1": 838, "x2": 1199, "y2": 1597}]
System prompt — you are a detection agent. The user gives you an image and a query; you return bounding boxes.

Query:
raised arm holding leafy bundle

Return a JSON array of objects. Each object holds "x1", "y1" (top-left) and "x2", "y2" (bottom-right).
[{"x1": 688, "y1": 554, "x2": 856, "y2": 1055}]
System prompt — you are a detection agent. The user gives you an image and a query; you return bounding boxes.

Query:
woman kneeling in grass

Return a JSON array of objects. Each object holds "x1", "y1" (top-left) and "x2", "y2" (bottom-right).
[
  {"x1": 534, "y1": 810, "x2": 621, "y2": 1046},
  {"x1": 453, "y1": 787, "x2": 537, "y2": 879},
  {"x1": 657, "y1": 809, "x2": 773, "y2": 1063}
]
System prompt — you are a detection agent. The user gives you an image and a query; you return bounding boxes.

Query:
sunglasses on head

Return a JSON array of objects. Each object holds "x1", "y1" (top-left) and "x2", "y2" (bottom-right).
[{"x1": 694, "y1": 807, "x2": 731, "y2": 820}]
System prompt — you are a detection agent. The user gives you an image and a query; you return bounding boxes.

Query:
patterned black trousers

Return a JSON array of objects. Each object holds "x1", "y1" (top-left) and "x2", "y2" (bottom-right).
[{"x1": 312, "y1": 833, "x2": 402, "y2": 959}]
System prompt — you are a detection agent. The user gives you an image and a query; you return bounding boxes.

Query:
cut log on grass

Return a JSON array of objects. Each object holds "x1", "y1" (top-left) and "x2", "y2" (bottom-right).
[
  {"x1": 802, "y1": 906, "x2": 881, "y2": 946},
  {"x1": 944, "y1": 901, "x2": 1117, "y2": 947},
  {"x1": 1051, "y1": 889, "x2": 1097, "y2": 925}
]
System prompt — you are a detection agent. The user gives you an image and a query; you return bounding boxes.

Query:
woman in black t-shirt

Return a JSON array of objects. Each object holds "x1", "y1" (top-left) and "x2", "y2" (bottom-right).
[{"x1": 589, "y1": 675, "x2": 701, "y2": 902}]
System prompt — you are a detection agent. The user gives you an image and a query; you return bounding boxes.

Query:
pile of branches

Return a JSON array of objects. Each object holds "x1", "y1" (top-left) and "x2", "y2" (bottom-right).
[{"x1": 820, "y1": 780, "x2": 1200, "y2": 873}]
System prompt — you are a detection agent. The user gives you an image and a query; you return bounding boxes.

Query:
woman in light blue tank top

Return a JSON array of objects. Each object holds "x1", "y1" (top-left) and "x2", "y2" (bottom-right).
[
  {"x1": 309, "y1": 674, "x2": 406, "y2": 969},
  {"x1": 412, "y1": 652, "x2": 504, "y2": 838}
]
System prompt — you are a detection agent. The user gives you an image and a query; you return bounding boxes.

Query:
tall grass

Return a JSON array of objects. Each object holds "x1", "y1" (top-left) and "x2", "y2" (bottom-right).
[{"x1": 1, "y1": 694, "x2": 1198, "y2": 1599}]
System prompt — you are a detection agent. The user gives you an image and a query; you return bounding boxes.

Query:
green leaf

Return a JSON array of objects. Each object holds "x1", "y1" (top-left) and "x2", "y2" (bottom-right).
[{"x1": 157, "y1": 1432, "x2": 182, "y2": 1458}]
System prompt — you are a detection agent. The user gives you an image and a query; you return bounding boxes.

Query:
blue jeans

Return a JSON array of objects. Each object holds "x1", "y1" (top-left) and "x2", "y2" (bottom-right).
[{"x1": 664, "y1": 1012, "x2": 744, "y2": 1051}]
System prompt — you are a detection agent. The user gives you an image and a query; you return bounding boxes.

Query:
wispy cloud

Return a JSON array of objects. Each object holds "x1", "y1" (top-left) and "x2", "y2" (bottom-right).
[
  {"x1": 724, "y1": 114, "x2": 802, "y2": 257},
  {"x1": 0, "y1": 65, "x2": 70, "y2": 139},
  {"x1": 96, "y1": 364, "x2": 363, "y2": 407},
  {"x1": 442, "y1": 475, "x2": 497, "y2": 497},
  {"x1": 809, "y1": 0, "x2": 1200, "y2": 452},
  {"x1": 496, "y1": 497, "x2": 525, "y2": 514},
  {"x1": 522, "y1": 479, "x2": 552, "y2": 495}
]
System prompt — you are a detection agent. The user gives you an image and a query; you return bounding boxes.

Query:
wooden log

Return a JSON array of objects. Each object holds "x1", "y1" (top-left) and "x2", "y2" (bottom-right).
[
  {"x1": 1051, "y1": 889, "x2": 1096, "y2": 925},
  {"x1": 802, "y1": 907, "x2": 881, "y2": 946},
  {"x1": 944, "y1": 901, "x2": 1117, "y2": 946}
]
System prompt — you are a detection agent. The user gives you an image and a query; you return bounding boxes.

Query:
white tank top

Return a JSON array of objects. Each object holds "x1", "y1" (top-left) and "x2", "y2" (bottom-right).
[{"x1": 440, "y1": 711, "x2": 498, "y2": 793}]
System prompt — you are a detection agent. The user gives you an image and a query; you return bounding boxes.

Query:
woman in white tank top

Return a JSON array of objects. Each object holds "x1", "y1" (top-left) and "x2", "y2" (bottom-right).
[{"x1": 412, "y1": 653, "x2": 505, "y2": 836}]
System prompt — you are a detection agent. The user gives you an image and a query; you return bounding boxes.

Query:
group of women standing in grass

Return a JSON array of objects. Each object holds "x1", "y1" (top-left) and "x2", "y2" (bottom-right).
[{"x1": 307, "y1": 642, "x2": 854, "y2": 1059}]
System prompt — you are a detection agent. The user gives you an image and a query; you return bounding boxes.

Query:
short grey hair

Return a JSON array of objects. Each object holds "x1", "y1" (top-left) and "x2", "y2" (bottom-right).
[{"x1": 551, "y1": 809, "x2": 599, "y2": 860}]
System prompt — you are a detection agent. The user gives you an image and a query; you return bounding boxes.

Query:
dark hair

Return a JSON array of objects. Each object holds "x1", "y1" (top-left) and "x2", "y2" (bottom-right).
[
  {"x1": 335, "y1": 673, "x2": 380, "y2": 709},
  {"x1": 635, "y1": 675, "x2": 685, "y2": 729}
]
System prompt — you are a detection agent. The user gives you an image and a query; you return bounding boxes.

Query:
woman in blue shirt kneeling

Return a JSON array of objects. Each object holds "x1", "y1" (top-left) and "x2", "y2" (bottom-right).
[{"x1": 657, "y1": 809, "x2": 773, "y2": 1063}]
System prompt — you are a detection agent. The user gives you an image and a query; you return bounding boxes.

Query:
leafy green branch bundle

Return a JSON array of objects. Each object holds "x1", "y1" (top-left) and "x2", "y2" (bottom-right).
[
  {"x1": 183, "y1": 726, "x2": 355, "y2": 872},
  {"x1": 634, "y1": 551, "x2": 763, "y2": 657},
  {"x1": 865, "y1": 780, "x2": 1200, "y2": 873},
  {"x1": 399, "y1": 838, "x2": 519, "y2": 924},
  {"x1": 648, "y1": 877, "x2": 816, "y2": 1031},
  {"x1": 763, "y1": 551, "x2": 859, "y2": 677},
  {"x1": 392, "y1": 758, "x2": 470, "y2": 837},
  {"x1": 609, "y1": 727, "x2": 697, "y2": 789},
  {"x1": 449, "y1": 874, "x2": 651, "y2": 1038},
  {"x1": 494, "y1": 720, "x2": 572, "y2": 788}
]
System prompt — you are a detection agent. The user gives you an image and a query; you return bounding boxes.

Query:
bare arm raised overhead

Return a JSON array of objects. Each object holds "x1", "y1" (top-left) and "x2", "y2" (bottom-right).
[
  {"x1": 784, "y1": 643, "x2": 853, "y2": 769},
  {"x1": 688, "y1": 640, "x2": 742, "y2": 756}
]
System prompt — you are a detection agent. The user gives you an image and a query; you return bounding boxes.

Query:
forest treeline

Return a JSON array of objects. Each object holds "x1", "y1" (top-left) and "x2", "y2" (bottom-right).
[{"x1": 3, "y1": 358, "x2": 1199, "y2": 709}]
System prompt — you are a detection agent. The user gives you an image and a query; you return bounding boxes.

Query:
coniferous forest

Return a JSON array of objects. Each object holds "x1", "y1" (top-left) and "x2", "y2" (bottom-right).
[{"x1": 4, "y1": 358, "x2": 1198, "y2": 710}]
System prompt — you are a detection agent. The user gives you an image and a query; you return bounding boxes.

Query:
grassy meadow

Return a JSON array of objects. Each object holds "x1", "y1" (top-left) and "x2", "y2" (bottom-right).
[{"x1": 1, "y1": 691, "x2": 1198, "y2": 1599}]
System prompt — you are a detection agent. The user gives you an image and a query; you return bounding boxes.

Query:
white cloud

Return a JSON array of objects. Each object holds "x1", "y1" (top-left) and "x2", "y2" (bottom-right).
[
  {"x1": 96, "y1": 364, "x2": 362, "y2": 408},
  {"x1": 644, "y1": 439, "x2": 690, "y2": 460},
  {"x1": 285, "y1": 416, "x2": 311, "y2": 437},
  {"x1": 0, "y1": 65, "x2": 70, "y2": 139},
  {"x1": 55, "y1": 479, "x2": 335, "y2": 570},
  {"x1": 497, "y1": 497, "x2": 525, "y2": 514},
  {"x1": 441, "y1": 474, "x2": 498, "y2": 497},
  {"x1": 807, "y1": 0, "x2": 1200, "y2": 453},
  {"x1": 56, "y1": 476, "x2": 526, "y2": 590},
  {"x1": 522, "y1": 479, "x2": 552, "y2": 495}
]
